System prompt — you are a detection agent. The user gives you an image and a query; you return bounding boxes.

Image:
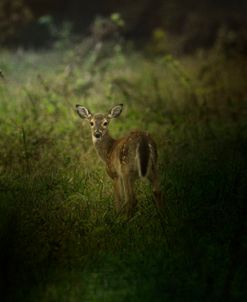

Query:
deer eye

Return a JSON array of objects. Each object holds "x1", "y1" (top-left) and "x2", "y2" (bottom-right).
[
  {"x1": 103, "y1": 121, "x2": 108, "y2": 126},
  {"x1": 90, "y1": 121, "x2": 94, "y2": 127}
]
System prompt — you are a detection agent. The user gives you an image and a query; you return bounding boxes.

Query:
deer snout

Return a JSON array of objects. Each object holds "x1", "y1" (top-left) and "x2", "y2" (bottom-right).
[{"x1": 94, "y1": 130, "x2": 102, "y2": 139}]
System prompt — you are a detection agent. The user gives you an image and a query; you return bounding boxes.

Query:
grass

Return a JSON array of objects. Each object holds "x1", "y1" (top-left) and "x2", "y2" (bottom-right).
[{"x1": 0, "y1": 42, "x2": 246, "y2": 301}]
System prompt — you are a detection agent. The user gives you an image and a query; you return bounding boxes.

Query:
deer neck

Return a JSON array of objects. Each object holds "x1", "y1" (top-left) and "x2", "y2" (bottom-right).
[{"x1": 93, "y1": 131, "x2": 115, "y2": 162}]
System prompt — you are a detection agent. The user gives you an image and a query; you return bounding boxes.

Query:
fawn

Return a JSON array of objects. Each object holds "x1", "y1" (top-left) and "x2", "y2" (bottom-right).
[{"x1": 76, "y1": 104, "x2": 162, "y2": 216}]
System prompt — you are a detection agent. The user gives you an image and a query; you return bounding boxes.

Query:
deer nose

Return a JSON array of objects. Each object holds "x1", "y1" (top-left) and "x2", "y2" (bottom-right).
[{"x1": 94, "y1": 131, "x2": 101, "y2": 138}]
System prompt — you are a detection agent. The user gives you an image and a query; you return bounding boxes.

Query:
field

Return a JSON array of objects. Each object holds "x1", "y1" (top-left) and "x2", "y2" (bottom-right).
[{"x1": 0, "y1": 41, "x2": 247, "y2": 301}]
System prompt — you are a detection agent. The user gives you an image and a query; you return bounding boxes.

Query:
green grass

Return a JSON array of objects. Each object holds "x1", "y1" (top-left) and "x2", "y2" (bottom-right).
[{"x1": 0, "y1": 43, "x2": 246, "y2": 301}]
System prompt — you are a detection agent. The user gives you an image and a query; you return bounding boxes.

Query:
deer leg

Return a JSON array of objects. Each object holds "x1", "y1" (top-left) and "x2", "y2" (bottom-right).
[
  {"x1": 122, "y1": 176, "x2": 137, "y2": 216},
  {"x1": 113, "y1": 177, "x2": 123, "y2": 213}
]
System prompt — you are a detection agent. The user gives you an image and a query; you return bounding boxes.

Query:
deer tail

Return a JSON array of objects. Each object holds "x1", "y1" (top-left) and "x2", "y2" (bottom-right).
[{"x1": 137, "y1": 136, "x2": 151, "y2": 178}]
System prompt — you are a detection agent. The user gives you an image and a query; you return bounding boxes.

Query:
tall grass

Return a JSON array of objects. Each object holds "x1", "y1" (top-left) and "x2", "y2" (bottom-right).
[{"x1": 0, "y1": 43, "x2": 246, "y2": 301}]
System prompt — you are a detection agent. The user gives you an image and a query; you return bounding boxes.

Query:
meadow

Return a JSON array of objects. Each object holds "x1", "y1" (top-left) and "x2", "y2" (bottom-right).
[{"x1": 0, "y1": 39, "x2": 246, "y2": 301}]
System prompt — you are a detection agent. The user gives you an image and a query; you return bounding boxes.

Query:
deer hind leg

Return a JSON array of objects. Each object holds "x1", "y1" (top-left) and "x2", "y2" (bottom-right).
[
  {"x1": 113, "y1": 177, "x2": 124, "y2": 213},
  {"x1": 122, "y1": 175, "x2": 137, "y2": 216}
]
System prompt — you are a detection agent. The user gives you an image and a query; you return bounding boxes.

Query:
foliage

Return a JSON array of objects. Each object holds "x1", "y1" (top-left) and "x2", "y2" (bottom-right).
[
  {"x1": 0, "y1": 41, "x2": 246, "y2": 301},
  {"x1": 0, "y1": 0, "x2": 33, "y2": 44}
]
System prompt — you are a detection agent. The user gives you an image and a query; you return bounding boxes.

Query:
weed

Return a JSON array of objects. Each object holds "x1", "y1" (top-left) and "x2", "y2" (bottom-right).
[{"x1": 0, "y1": 44, "x2": 246, "y2": 301}]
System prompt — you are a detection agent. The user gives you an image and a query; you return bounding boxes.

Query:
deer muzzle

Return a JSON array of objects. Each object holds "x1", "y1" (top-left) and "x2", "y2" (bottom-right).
[{"x1": 94, "y1": 130, "x2": 102, "y2": 139}]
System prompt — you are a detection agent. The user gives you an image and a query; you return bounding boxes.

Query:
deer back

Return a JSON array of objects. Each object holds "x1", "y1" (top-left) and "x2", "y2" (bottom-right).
[{"x1": 106, "y1": 130, "x2": 157, "y2": 179}]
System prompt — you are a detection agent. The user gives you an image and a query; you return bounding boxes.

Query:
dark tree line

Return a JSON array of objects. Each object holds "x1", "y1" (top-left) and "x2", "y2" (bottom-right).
[{"x1": 0, "y1": 0, "x2": 246, "y2": 50}]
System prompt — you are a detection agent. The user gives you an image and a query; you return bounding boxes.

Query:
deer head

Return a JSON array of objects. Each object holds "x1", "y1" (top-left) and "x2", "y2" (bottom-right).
[{"x1": 76, "y1": 104, "x2": 123, "y2": 142}]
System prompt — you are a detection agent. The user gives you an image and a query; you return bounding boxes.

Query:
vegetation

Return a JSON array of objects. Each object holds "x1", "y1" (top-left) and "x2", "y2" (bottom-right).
[{"x1": 0, "y1": 37, "x2": 246, "y2": 301}]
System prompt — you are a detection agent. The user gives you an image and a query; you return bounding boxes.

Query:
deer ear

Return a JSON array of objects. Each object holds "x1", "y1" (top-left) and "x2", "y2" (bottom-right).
[
  {"x1": 108, "y1": 104, "x2": 123, "y2": 119},
  {"x1": 76, "y1": 105, "x2": 92, "y2": 119}
]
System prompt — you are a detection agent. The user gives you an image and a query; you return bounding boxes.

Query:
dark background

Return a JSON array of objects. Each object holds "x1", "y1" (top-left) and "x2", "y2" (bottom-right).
[{"x1": 1, "y1": 0, "x2": 247, "y2": 51}]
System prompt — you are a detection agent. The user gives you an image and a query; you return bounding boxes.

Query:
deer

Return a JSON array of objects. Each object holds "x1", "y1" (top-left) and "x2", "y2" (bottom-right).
[{"x1": 75, "y1": 104, "x2": 162, "y2": 216}]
